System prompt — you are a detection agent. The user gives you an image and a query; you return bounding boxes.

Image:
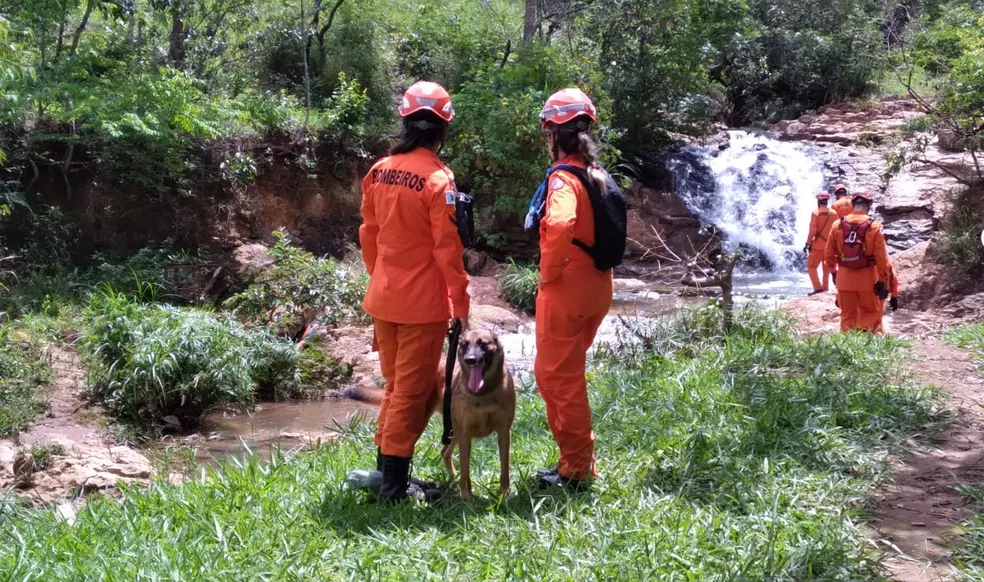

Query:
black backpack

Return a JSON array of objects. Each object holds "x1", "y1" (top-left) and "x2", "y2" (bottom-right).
[{"x1": 554, "y1": 164, "x2": 627, "y2": 271}]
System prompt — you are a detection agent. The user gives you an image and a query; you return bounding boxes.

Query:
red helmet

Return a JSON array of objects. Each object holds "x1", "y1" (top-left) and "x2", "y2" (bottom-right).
[
  {"x1": 852, "y1": 192, "x2": 874, "y2": 204},
  {"x1": 816, "y1": 191, "x2": 831, "y2": 201},
  {"x1": 399, "y1": 81, "x2": 455, "y2": 123},
  {"x1": 833, "y1": 184, "x2": 849, "y2": 197},
  {"x1": 539, "y1": 88, "x2": 597, "y2": 128}
]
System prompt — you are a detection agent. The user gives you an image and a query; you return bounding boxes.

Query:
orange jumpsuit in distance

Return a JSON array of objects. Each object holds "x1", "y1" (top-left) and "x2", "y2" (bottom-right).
[
  {"x1": 876, "y1": 263, "x2": 900, "y2": 334},
  {"x1": 832, "y1": 197, "x2": 852, "y2": 219},
  {"x1": 535, "y1": 154, "x2": 614, "y2": 481},
  {"x1": 359, "y1": 147, "x2": 470, "y2": 458},
  {"x1": 805, "y1": 204, "x2": 837, "y2": 292},
  {"x1": 824, "y1": 212, "x2": 891, "y2": 333}
]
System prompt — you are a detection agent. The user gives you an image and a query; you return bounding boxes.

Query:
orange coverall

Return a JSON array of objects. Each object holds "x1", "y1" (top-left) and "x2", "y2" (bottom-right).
[
  {"x1": 535, "y1": 155, "x2": 614, "y2": 481},
  {"x1": 824, "y1": 213, "x2": 891, "y2": 333},
  {"x1": 876, "y1": 263, "x2": 900, "y2": 334},
  {"x1": 359, "y1": 148, "x2": 470, "y2": 458},
  {"x1": 805, "y1": 205, "x2": 837, "y2": 292},
  {"x1": 832, "y1": 197, "x2": 853, "y2": 219}
]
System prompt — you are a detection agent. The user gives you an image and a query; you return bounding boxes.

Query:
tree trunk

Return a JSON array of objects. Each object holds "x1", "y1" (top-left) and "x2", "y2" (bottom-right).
[
  {"x1": 128, "y1": 5, "x2": 136, "y2": 47},
  {"x1": 523, "y1": 0, "x2": 538, "y2": 45},
  {"x1": 55, "y1": 0, "x2": 68, "y2": 58},
  {"x1": 301, "y1": 0, "x2": 312, "y2": 134},
  {"x1": 70, "y1": 0, "x2": 95, "y2": 55},
  {"x1": 169, "y1": 0, "x2": 187, "y2": 68}
]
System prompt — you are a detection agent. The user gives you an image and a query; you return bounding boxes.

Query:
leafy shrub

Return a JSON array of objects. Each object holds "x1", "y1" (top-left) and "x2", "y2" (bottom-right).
[
  {"x1": 496, "y1": 261, "x2": 538, "y2": 314},
  {"x1": 225, "y1": 231, "x2": 368, "y2": 335},
  {"x1": 934, "y1": 204, "x2": 984, "y2": 277},
  {"x1": 0, "y1": 325, "x2": 51, "y2": 436},
  {"x1": 80, "y1": 289, "x2": 298, "y2": 424},
  {"x1": 901, "y1": 114, "x2": 934, "y2": 135},
  {"x1": 298, "y1": 346, "x2": 353, "y2": 397},
  {"x1": 28, "y1": 443, "x2": 64, "y2": 471}
]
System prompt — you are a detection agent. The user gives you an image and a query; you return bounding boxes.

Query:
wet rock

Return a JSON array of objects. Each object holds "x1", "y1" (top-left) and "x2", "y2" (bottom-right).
[
  {"x1": 624, "y1": 185, "x2": 715, "y2": 262},
  {"x1": 882, "y1": 219, "x2": 935, "y2": 252}
]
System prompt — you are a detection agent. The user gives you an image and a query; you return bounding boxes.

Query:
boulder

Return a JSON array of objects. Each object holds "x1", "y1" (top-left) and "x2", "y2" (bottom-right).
[
  {"x1": 463, "y1": 249, "x2": 491, "y2": 275},
  {"x1": 470, "y1": 304, "x2": 524, "y2": 333},
  {"x1": 232, "y1": 242, "x2": 275, "y2": 279}
]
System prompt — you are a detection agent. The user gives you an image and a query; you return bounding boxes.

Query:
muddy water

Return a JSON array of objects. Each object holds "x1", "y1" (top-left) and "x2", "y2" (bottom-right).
[
  {"x1": 191, "y1": 274, "x2": 812, "y2": 461},
  {"x1": 193, "y1": 399, "x2": 377, "y2": 463}
]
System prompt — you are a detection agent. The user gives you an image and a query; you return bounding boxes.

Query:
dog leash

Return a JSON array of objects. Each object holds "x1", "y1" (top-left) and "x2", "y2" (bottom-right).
[{"x1": 442, "y1": 318, "x2": 462, "y2": 446}]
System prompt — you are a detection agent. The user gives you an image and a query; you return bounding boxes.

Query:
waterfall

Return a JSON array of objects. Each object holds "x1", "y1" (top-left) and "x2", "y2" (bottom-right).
[{"x1": 664, "y1": 130, "x2": 825, "y2": 272}]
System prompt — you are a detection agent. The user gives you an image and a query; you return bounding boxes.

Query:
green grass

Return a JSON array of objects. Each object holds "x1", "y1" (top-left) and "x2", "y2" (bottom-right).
[
  {"x1": 952, "y1": 485, "x2": 984, "y2": 579},
  {"x1": 946, "y1": 323, "x2": 984, "y2": 378},
  {"x1": 0, "y1": 325, "x2": 53, "y2": 437},
  {"x1": 497, "y1": 260, "x2": 539, "y2": 314},
  {"x1": 0, "y1": 306, "x2": 941, "y2": 579}
]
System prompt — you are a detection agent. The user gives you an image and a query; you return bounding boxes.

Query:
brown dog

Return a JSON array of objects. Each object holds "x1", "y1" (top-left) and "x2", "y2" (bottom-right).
[
  {"x1": 441, "y1": 328, "x2": 516, "y2": 500},
  {"x1": 344, "y1": 328, "x2": 516, "y2": 500}
]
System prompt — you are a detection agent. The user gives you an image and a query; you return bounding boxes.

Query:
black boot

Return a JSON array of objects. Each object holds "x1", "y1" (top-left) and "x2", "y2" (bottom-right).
[
  {"x1": 379, "y1": 454, "x2": 441, "y2": 502},
  {"x1": 536, "y1": 466, "x2": 589, "y2": 492},
  {"x1": 378, "y1": 447, "x2": 438, "y2": 489}
]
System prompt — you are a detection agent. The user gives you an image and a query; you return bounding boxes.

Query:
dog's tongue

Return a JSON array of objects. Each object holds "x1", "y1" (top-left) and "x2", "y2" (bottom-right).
[{"x1": 467, "y1": 366, "x2": 484, "y2": 393}]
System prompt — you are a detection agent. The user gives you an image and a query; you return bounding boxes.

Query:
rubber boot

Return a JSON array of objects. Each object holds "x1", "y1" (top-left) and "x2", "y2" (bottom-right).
[
  {"x1": 377, "y1": 447, "x2": 438, "y2": 490},
  {"x1": 378, "y1": 454, "x2": 441, "y2": 503},
  {"x1": 536, "y1": 466, "x2": 589, "y2": 492}
]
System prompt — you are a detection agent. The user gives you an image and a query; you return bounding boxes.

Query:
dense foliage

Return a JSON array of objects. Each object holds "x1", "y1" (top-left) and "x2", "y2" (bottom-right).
[
  {"x1": 3, "y1": 0, "x2": 970, "y2": 254},
  {"x1": 80, "y1": 288, "x2": 299, "y2": 424},
  {"x1": 0, "y1": 306, "x2": 941, "y2": 578}
]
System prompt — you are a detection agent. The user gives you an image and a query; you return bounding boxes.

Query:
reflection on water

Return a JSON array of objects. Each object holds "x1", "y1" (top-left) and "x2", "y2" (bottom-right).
[{"x1": 194, "y1": 399, "x2": 377, "y2": 463}]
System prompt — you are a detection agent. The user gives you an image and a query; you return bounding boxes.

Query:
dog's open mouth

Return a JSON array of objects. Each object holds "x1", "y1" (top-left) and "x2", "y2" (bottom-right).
[{"x1": 467, "y1": 360, "x2": 485, "y2": 393}]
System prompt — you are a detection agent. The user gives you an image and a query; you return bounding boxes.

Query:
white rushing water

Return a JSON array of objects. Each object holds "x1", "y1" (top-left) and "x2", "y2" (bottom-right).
[{"x1": 665, "y1": 130, "x2": 825, "y2": 273}]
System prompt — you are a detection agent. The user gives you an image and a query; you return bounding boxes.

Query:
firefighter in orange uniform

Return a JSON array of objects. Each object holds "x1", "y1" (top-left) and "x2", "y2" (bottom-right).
[
  {"x1": 804, "y1": 191, "x2": 836, "y2": 294},
  {"x1": 824, "y1": 192, "x2": 891, "y2": 333},
  {"x1": 531, "y1": 88, "x2": 614, "y2": 491},
  {"x1": 831, "y1": 184, "x2": 852, "y2": 219},
  {"x1": 359, "y1": 81, "x2": 469, "y2": 501}
]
